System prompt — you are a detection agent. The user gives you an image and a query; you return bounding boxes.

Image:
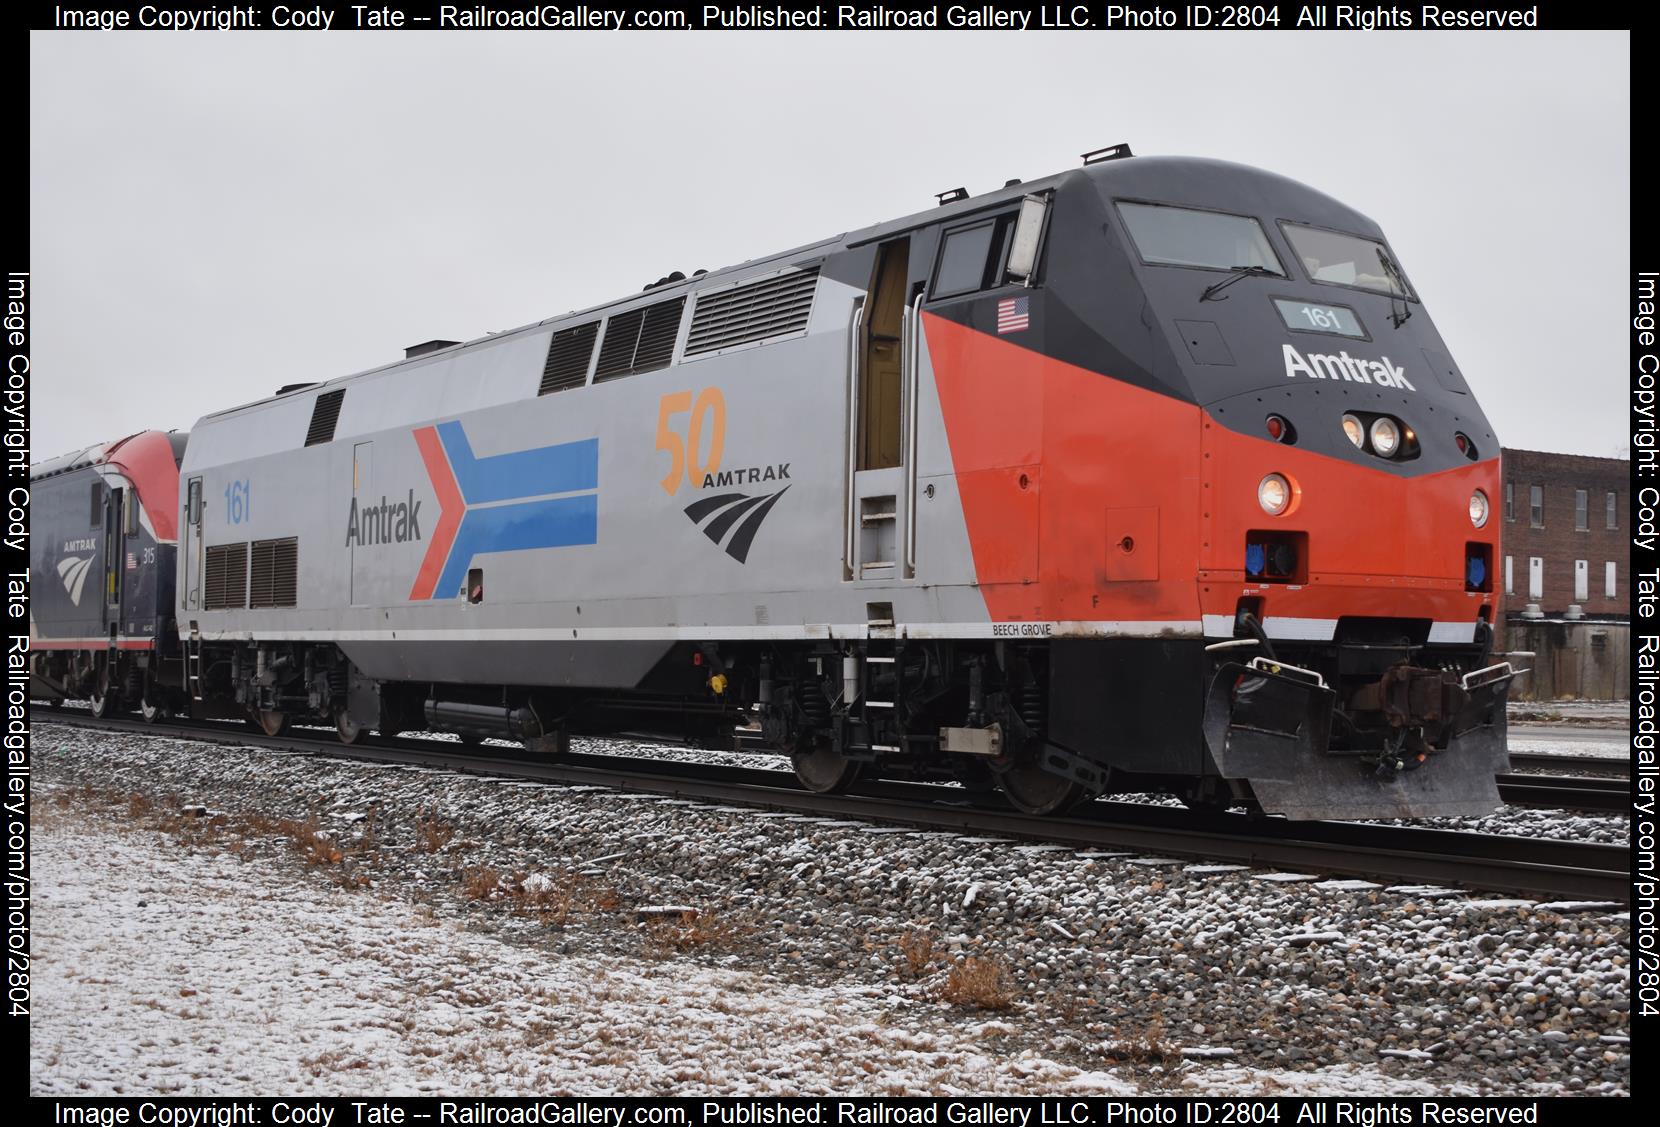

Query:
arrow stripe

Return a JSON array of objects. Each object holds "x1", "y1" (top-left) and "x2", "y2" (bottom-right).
[
  {"x1": 436, "y1": 421, "x2": 598, "y2": 504},
  {"x1": 409, "y1": 426, "x2": 464, "y2": 600}
]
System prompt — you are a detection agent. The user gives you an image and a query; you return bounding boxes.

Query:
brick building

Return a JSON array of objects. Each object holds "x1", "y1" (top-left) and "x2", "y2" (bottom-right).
[{"x1": 1498, "y1": 448, "x2": 1629, "y2": 617}]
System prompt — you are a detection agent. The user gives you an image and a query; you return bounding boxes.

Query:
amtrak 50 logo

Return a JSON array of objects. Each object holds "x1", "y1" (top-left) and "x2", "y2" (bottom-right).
[
  {"x1": 656, "y1": 387, "x2": 789, "y2": 564},
  {"x1": 1283, "y1": 344, "x2": 1416, "y2": 391}
]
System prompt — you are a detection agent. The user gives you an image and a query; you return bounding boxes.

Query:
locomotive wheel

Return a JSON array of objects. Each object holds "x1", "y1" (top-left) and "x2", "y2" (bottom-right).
[
  {"x1": 335, "y1": 709, "x2": 367, "y2": 745},
  {"x1": 250, "y1": 710, "x2": 289, "y2": 737},
  {"x1": 88, "y1": 685, "x2": 121, "y2": 720},
  {"x1": 995, "y1": 762, "x2": 1086, "y2": 817},
  {"x1": 791, "y1": 743, "x2": 861, "y2": 794},
  {"x1": 138, "y1": 694, "x2": 166, "y2": 724}
]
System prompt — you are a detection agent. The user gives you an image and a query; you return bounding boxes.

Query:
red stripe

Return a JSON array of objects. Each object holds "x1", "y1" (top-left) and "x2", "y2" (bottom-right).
[
  {"x1": 409, "y1": 425, "x2": 463, "y2": 600},
  {"x1": 30, "y1": 638, "x2": 156, "y2": 651}
]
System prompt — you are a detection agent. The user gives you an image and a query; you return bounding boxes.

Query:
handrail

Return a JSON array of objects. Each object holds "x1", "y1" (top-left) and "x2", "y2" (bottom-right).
[
  {"x1": 902, "y1": 291, "x2": 924, "y2": 578},
  {"x1": 843, "y1": 300, "x2": 864, "y2": 580}
]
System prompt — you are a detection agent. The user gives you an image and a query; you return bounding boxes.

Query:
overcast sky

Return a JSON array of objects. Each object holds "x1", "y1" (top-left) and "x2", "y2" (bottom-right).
[{"x1": 30, "y1": 31, "x2": 1628, "y2": 460}]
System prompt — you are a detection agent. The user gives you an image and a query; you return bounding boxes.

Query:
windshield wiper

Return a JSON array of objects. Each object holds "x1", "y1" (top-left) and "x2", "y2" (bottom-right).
[
  {"x1": 1377, "y1": 251, "x2": 1414, "y2": 328},
  {"x1": 1200, "y1": 265, "x2": 1276, "y2": 302}
]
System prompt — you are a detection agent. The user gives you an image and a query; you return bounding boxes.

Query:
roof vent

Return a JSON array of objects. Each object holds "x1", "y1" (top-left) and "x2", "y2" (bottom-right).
[
  {"x1": 594, "y1": 296, "x2": 686, "y2": 382},
  {"x1": 405, "y1": 339, "x2": 460, "y2": 359},
  {"x1": 935, "y1": 187, "x2": 969, "y2": 206},
  {"x1": 1082, "y1": 143, "x2": 1134, "y2": 165},
  {"x1": 276, "y1": 382, "x2": 319, "y2": 396},
  {"x1": 304, "y1": 389, "x2": 346, "y2": 447},
  {"x1": 684, "y1": 268, "x2": 820, "y2": 358}
]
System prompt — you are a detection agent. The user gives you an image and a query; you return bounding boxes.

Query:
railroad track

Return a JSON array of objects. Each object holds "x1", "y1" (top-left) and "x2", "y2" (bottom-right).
[
  {"x1": 38, "y1": 712, "x2": 1631, "y2": 902},
  {"x1": 1505, "y1": 751, "x2": 1630, "y2": 777},
  {"x1": 1495, "y1": 773, "x2": 1628, "y2": 813}
]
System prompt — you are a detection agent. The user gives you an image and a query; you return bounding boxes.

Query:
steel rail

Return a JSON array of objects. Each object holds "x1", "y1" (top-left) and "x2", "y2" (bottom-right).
[
  {"x1": 1505, "y1": 751, "x2": 1630, "y2": 777},
  {"x1": 38, "y1": 714, "x2": 1630, "y2": 902},
  {"x1": 1496, "y1": 773, "x2": 1629, "y2": 813}
]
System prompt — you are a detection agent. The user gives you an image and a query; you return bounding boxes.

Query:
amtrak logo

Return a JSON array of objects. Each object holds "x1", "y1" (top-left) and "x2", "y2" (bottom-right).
[
  {"x1": 1283, "y1": 344, "x2": 1415, "y2": 391},
  {"x1": 683, "y1": 487, "x2": 790, "y2": 564},
  {"x1": 408, "y1": 422, "x2": 599, "y2": 600},
  {"x1": 57, "y1": 555, "x2": 94, "y2": 605}
]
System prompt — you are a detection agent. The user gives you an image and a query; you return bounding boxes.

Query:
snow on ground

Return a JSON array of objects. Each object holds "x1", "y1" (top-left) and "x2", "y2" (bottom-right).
[
  {"x1": 30, "y1": 804, "x2": 1138, "y2": 1096},
  {"x1": 33, "y1": 725, "x2": 1632, "y2": 1097}
]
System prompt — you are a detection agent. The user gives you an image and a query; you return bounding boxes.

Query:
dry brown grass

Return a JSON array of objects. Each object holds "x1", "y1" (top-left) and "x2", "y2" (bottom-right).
[
  {"x1": 938, "y1": 955, "x2": 1016, "y2": 1011},
  {"x1": 898, "y1": 927, "x2": 937, "y2": 976},
  {"x1": 462, "y1": 865, "x2": 502, "y2": 901},
  {"x1": 639, "y1": 908, "x2": 745, "y2": 957},
  {"x1": 414, "y1": 807, "x2": 455, "y2": 853},
  {"x1": 1100, "y1": 1017, "x2": 1179, "y2": 1063}
]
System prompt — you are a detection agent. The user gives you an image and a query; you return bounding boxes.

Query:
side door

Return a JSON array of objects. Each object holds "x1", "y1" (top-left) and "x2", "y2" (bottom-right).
[
  {"x1": 183, "y1": 477, "x2": 204, "y2": 611},
  {"x1": 351, "y1": 442, "x2": 373, "y2": 605}
]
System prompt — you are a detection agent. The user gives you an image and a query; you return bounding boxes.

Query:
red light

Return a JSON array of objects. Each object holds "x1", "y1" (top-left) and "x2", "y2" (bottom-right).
[
  {"x1": 692, "y1": 652, "x2": 703, "y2": 666},
  {"x1": 1455, "y1": 433, "x2": 1468, "y2": 452},
  {"x1": 1265, "y1": 415, "x2": 1285, "y2": 440}
]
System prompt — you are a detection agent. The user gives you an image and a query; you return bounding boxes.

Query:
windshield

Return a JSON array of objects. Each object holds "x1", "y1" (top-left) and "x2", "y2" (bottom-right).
[
  {"x1": 1281, "y1": 223, "x2": 1414, "y2": 299},
  {"x1": 1117, "y1": 202, "x2": 1284, "y2": 275}
]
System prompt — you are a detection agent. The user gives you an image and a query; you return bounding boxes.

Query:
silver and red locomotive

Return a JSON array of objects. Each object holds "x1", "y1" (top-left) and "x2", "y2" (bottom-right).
[{"x1": 32, "y1": 148, "x2": 1515, "y2": 819}]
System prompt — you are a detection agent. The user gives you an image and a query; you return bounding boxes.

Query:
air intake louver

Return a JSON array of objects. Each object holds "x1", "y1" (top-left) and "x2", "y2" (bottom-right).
[
  {"x1": 304, "y1": 389, "x2": 346, "y2": 447},
  {"x1": 684, "y1": 268, "x2": 820, "y2": 357},
  {"x1": 203, "y1": 542, "x2": 248, "y2": 610},
  {"x1": 539, "y1": 322, "x2": 599, "y2": 395},
  {"x1": 593, "y1": 296, "x2": 686, "y2": 382},
  {"x1": 249, "y1": 537, "x2": 299, "y2": 609}
]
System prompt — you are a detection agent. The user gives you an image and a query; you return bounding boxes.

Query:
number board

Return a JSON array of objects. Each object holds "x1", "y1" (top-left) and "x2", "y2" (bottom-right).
[{"x1": 1272, "y1": 298, "x2": 1366, "y2": 340}]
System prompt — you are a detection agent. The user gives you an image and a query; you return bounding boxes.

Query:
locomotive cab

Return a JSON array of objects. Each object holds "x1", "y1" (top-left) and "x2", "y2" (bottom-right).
[{"x1": 1032, "y1": 157, "x2": 1513, "y2": 819}]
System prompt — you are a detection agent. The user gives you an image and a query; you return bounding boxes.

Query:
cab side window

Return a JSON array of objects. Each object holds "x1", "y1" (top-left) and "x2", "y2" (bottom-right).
[{"x1": 930, "y1": 214, "x2": 1018, "y2": 300}]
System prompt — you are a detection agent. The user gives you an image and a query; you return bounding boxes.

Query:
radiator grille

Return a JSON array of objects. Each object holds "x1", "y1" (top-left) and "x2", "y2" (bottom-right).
[
  {"x1": 203, "y1": 542, "x2": 248, "y2": 610},
  {"x1": 539, "y1": 321, "x2": 599, "y2": 395},
  {"x1": 593, "y1": 296, "x2": 686, "y2": 382},
  {"x1": 304, "y1": 389, "x2": 346, "y2": 446},
  {"x1": 684, "y1": 268, "x2": 819, "y2": 357},
  {"x1": 249, "y1": 537, "x2": 299, "y2": 609}
]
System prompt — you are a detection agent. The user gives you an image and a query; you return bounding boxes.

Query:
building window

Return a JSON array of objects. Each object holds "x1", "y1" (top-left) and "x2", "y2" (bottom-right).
[
  {"x1": 1504, "y1": 482, "x2": 1514, "y2": 522},
  {"x1": 1529, "y1": 485, "x2": 1544, "y2": 528},
  {"x1": 1606, "y1": 561, "x2": 1617, "y2": 599},
  {"x1": 1528, "y1": 557, "x2": 1543, "y2": 600},
  {"x1": 1574, "y1": 560, "x2": 1588, "y2": 602},
  {"x1": 1504, "y1": 555, "x2": 1514, "y2": 595},
  {"x1": 1608, "y1": 491, "x2": 1619, "y2": 530},
  {"x1": 1574, "y1": 489, "x2": 1588, "y2": 531}
]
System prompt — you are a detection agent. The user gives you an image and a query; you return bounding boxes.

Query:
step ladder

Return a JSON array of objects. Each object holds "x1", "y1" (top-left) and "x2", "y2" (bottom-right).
[{"x1": 185, "y1": 636, "x2": 204, "y2": 702}]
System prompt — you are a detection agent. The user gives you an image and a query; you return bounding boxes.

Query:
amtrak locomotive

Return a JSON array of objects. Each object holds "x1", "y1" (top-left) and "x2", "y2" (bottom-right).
[{"x1": 31, "y1": 146, "x2": 1516, "y2": 820}]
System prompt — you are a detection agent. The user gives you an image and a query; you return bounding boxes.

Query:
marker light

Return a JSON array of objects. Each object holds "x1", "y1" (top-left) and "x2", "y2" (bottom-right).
[
  {"x1": 1469, "y1": 489, "x2": 1490, "y2": 528},
  {"x1": 1342, "y1": 414, "x2": 1364, "y2": 448},
  {"x1": 1258, "y1": 474, "x2": 1292, "y2": 516},
  {"x1": 1370, "y1": 417, "x2": 1401, "y2": 457},
  {"x1": 1265, "y1": 415, "x2": 1285, "y2": 440}
]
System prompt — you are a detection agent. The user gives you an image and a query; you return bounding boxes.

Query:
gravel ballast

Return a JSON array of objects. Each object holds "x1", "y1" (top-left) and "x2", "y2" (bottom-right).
[{"x1": 33, "y1": 723, "x2": 1631, "y2": 1096}]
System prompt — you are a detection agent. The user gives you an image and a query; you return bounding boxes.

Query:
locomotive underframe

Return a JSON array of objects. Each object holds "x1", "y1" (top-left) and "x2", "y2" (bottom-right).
[{"x1": 125, "y1": 611, "x2": 1511, "y2": 821}]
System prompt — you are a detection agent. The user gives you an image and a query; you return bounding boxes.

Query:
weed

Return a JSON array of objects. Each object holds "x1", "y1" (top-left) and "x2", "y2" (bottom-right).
[
  {"x1": 898, "y1": 927, "x2": 937, "y2": 976},
  {"x1": 939, "y1": 955, "x2": 1016, "y2": 1011}
]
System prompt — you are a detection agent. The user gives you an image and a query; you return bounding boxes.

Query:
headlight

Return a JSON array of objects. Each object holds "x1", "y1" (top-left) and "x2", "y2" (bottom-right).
[
  {"x1": 1342, "y1": 414, "x2": 1364, "y2": 448},
  {"x1": 1258, "y1": 473, "x2": 1291, "y2": 516},
  {"x1": 1369, "y1": 417, "x2": 1401, "y2": 457},
  {"x1": 1470, "y1": 489, "x2": 1490, "y2": 528}
]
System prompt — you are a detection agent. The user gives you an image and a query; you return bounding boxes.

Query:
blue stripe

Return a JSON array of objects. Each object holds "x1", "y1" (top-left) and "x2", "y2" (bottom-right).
[
  {"x1": 434, "y1": 494, "x2": 599, "y2": 598},
  {"x1": 437, "y1": 421, "x2": 599, "y2": 505}
]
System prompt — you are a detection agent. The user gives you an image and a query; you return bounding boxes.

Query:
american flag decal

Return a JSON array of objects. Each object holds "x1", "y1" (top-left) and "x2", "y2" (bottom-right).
[{"x1": 996, "y1": 296, "x2": 1030, "y2": 334}]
